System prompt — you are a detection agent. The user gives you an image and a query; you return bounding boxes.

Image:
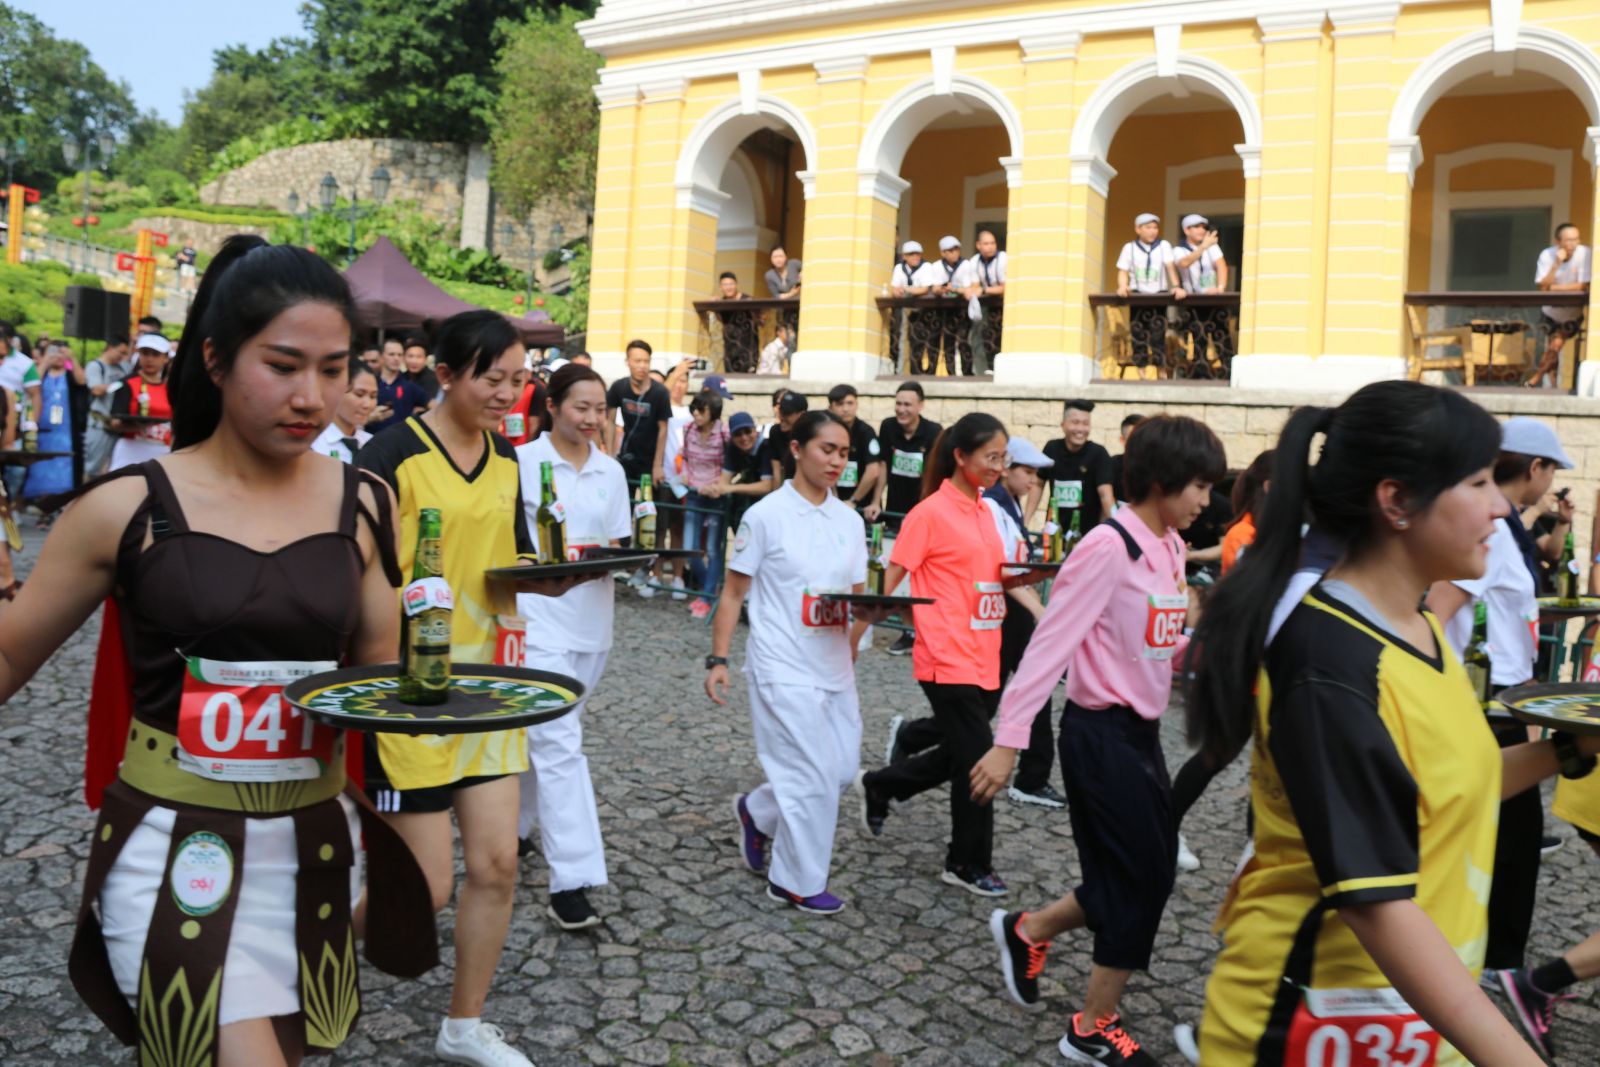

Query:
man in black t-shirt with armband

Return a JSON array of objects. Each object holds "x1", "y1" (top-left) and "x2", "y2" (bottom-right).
[
  {"x1": 827, "y1": 383, "x2": 884, "y2": 517},
  {"x1": 873, "y1": 380, "x2": 942, "y2": 656},
  {"x1": 1029, "y1": 399, "x2": 1114, "y2": 536},
  {"x1": 605, "y1": 339, "x2": 672, "y2": 489}
]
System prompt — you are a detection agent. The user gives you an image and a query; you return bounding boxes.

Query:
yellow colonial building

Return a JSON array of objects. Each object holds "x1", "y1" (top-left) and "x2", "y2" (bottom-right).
[{"x1": 578, "y1": 0, "x2": 1600, "y2": 395}]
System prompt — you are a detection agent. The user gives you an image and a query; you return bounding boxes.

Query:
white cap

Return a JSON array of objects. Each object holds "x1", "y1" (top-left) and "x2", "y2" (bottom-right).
[
  {"x1": 938, "y1": 235, "x2": 961, "y2": 252},
  {"x1": 1181, "y1": 213, "x2": 1209, "y2": 229},
  {"x1": 1500, "y1": 417, "x2": 1574, "y2": 469},
  {"x1": 901, "y1": 240, "x2": 923, "y2": 255},
  {"x1": 135, "y1": 334, "x2": 171, "y2": 356},
  {"x1": 1134, "y1": 212, "x2": 1160, "y2": 227},
  {"x1": 546, "y1": 357, "x2": 570, "y2": 373},
  {"x1": 1006, "y1": 438, "x2": 1054, "y2": 471}
]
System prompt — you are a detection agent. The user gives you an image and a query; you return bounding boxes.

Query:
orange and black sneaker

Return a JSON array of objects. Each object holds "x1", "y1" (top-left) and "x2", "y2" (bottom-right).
[
  {"x1": 1059, "y1": 1012, "x2": 1157, "y2": 1065},
  {"x1": 990, "y1": 909, "x2": 1049, "y2": 1011}
]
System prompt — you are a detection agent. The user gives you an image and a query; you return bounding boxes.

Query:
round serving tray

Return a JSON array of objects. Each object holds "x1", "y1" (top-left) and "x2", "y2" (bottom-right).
[
  {"x1": 485, "y1": 552, "x2": 657, "y2": 583},
  {"x1": 282, "y1": 663, "x2": 585, "y2": 735},
  {"x1": 1536, "y1": 595, "x2": 1600, "y2": 620},
  {"x1": 819, "y1": 593, "x2": 935, "y2": 608},
  {"x1": 1496, "y1": 682, "x2": 1600, "y2": 738}
]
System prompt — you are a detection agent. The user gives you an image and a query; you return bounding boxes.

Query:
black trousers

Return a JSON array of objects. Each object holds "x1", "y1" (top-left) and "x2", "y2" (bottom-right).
[
  {"x1": 1486, "y1": 723, "x2": 1544, "y2": 970},
  {"x1": 1059, "y1": 702, "x2": 1176, "y2": 971},
  {"x1": 868, "y1": 682, "x2": 999, "y2": 871},
  {"x1": 936, "y1": 308, "x2": 974, "y2": 376}
]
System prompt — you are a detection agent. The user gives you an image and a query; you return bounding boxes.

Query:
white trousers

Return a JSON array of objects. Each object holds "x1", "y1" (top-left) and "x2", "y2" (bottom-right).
[
  {"x1": 519, "y1": 646, "x2": 609, "y2": 893},
  {"x1": 744, "y1": 676, "x2": 862, "y2": 897}
]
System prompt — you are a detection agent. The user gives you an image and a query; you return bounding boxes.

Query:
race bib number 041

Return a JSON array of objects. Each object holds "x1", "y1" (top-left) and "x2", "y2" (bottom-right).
[{"x1": 176, "y1": 658, "x2": 338, "y2": 783}]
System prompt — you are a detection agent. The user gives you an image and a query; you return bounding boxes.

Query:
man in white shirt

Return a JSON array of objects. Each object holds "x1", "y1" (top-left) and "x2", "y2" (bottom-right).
[
  {"x1": 1115, "y1": 212, "x2": 1187, "y2": 370},
  {"x1": 958, "y1": 230, "x2": 1008, "y2": 372},
  {"x1": 889, "y1": 241, "x2": 936, "y2": 375},
  {"x1": 1530, "y1": 222, "x2": 1592, "y2": 388},
  {"x1": 930, "y1": 236, "x2": 972, "y2": 376},
  {"x1": 1174, "y1": 213, "x2": 1231, "y2": 373},
  {"x1": 84, "y1": 336, "x2": 131, "y2": 477}
]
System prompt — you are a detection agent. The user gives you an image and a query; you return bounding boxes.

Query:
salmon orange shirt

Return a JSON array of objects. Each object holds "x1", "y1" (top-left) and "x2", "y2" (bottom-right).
[{"x1": 1221, "y1": 512, "x2": 1255, "y2": 574}]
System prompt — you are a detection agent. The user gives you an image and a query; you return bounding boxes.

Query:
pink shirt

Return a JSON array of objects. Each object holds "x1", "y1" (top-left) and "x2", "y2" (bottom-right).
[
  {"x1": 994, "y1": 513, "x2": 1189, "y2": 747},
  {"x1": 891, "y1": 479, "x2": 1007, "y2": 689},
  {"x1": 682, "y1": 421, "x2": 729, "y2": 489}
]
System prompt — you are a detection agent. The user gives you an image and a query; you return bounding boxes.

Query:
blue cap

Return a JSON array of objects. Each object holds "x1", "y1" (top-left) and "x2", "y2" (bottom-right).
[
  {"x1": 729, "y1": 411, "x2": 756, "y2": 432},
  {"x1": 1500, "y1": 417, "x2": 1574, "y2": 469},
  {"x1": 701, "y1": 373, "x2": 734, "y2": 399}
]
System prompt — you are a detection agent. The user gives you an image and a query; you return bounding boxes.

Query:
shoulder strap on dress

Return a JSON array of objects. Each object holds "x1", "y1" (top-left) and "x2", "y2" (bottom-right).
[
  {"x1": 1102, "y1": 517, "x2": 1143, "y2": 562},
  {"x1": 136, "y1": 460, "x2": 188, "y2": 538},
  {"x1": 353, "y1": 467, "x2": 403, "y2": 587}
]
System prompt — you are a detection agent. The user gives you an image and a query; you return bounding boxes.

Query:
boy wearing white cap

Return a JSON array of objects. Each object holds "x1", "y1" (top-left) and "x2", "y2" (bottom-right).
[
  {"x1": 931, "y1": 236, "x2": 973, "y2": 376},
  {"x1": 1174, "y1": 214, "x2": 1231, "y2": 371},
  {"x1": 890, "y1": 241, "x2": 937, "y2": 375},
  {"x1": 1115, "y1": 213, "x2": 1186, "y2": 371}
]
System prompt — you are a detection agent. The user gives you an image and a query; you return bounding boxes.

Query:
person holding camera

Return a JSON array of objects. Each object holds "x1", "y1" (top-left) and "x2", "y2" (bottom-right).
[{"x1": 1173, "y1": 214, "x2": 1231, "y2": 372}]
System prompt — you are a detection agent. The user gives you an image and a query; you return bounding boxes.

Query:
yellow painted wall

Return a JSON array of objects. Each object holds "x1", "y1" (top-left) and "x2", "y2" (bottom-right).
[
  {"x1": 898, "y1": 126, "x2": 1012, "y2": 248},
  {"x1": 1407, "y1": 88, "x2": 1596, "y2": 289}
]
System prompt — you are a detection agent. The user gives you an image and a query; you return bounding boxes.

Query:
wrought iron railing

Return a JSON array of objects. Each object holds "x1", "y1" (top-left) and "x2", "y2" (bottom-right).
[
  {"x1": 1403, "y1": 291, "x2": 1588, "y2": 389},
  {"x1": 692, "y1": 297, "x2": 796, "y2": 375},
  {"x1": 874, "y1": 294, "x2": 1002, "y2": 377},
  {"x1": 1088, "y1": 293, "x2": 1239, "y2": 381}
]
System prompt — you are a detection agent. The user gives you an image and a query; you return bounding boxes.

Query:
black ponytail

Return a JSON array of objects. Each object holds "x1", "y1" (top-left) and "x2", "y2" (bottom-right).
[
  {"x1": 1188, "y1": 380, "x2": 1502, "y2": 766},
  {"x1": 169, "y1": 235, "x2": 356, "y2": 448},
  {"x1": 921, "y1": 412, "x2": 1007, "y2": 501}
]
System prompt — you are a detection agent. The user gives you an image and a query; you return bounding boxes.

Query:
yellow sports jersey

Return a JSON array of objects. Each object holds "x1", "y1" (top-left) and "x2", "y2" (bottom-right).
[
  {"x1": 1553, "y1": 766, "x2": 1600, "y2": 837},
  {"x1": 1201, "y1": 586, "x2": 1500, "y2": 1066},
  {"x1": 358, "y1": 416, "x2": 534, "y2": 790}
]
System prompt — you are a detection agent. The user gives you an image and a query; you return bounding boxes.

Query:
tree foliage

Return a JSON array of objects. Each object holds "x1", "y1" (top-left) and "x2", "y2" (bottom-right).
[{"x1": 488, "y1": 8, "x2": 600, "y2": 219}]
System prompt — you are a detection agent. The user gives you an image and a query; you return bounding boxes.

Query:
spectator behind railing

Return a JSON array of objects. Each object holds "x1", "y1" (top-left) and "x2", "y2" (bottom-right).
[
  {"x1": 1174, "y1": 214, "x2": 1232, "y2": 365},
  {"x1": 929, "y1": 236, "x2": 971, "y2": 376},
  {"x1": 1530, "y1": 222, "x2": 1593, "y2": 388},
  {"x1": 889, "y1": 240, "x2": 936, "y2": 375},
  {"x1": 715, "y1": 272, "x2": 759, "y2": 373},
  {"x1": 1115, "y1": 213, "x2": 1188, "y2": 371},
  {"x1": 956, "y1": 229, "x2": 1008, "y2": 370},
  {"x1": 764, "y1": 245, "x2": 802, "y2": 300}
]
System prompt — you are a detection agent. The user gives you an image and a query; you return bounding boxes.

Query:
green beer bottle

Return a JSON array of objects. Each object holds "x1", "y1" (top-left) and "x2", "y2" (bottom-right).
[
  {"x1": 1557, "y1": 531, "x2": 1580, "y2": 606},
  {"x1": 867, "y1": 522, "x2": 887, "y2": 595},
  {"x1": 1047, "y1": 502, "x2": 1065, "y2": 563},
  {"x1": 398, "y1": 507, "x2": 451, "y2": 705},
  {"x1": 137, "y1": 383, "x2": 150, "y2": 418},
  {"x1": 1062, "y1": 508, "x2": 1082, "y2": 560},
  {"x1": 535, "y1": 460, "x2": 567, "y2": 563},
  {"x1": 635, "y1": 474, "x2": 657, "y2": 550},
  {"x1": 1463, "y1": 600, "x2": 1492, "y2": 711}
]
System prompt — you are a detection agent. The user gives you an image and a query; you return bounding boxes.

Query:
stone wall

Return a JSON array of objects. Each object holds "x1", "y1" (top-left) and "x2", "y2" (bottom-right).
[
  {"x1": 717, "y1": 378, "x2": 1600, "y2": 566},
  {"x1": 200, "y1": 138, "x2": 471, "y2": 224},
  {"x1": 128, "y1": 216, "x2": 275, "y2": 256}
]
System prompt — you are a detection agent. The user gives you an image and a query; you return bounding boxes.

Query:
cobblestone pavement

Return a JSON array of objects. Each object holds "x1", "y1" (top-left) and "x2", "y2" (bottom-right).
[{"x1": 1, "y1": 526, "x2": 1597, "y2": 1065}]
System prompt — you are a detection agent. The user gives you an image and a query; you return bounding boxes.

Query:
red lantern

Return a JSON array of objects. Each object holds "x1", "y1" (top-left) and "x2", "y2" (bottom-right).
[
  {"x1": 534, "y1": 298, "x2": 545, "y2": 307},
  {"x1": 72, "y1": 216, "x2": 85, "y2": 228},
  {"x1": 87, "y1": 214, "x2": 100, "y2": 226},
  {"x1": 513, "y1": 294, "x2": 524, "y2": 305}
]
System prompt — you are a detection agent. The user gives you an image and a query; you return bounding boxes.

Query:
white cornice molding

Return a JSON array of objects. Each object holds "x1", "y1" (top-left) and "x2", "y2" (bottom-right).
[
  {"x1": 814, "y1": 55, "x2": 869, "y2": 82},
  {"x1": 1020, "y1": 31, "x2": 1081, "y2": 62},
  {"x1": 1328, "y1": 2, "x2": 1399, "y2": 37},
  {"x1": 1386, "y1": 136, "x2": 1422, "y2": 185},
  {"x1": 931, "y1": 46, "x2": 955, "y2": 96},
  {"x1": 675, "y1": 179, "x2": 733, "y2": 216},
  {"x1": 1153, "y1": 24, "x2": 1182, "y2": 78},
  {"x1": 639, "y1": 76, "x2": 689, "y2": 101},
  {"x1": 1234, "y1": 143, "x2": 1262, "y2": 180},
  {"x1": 858, "y1": 167, "x2": 912, "y2": 207},
  {"x1": 796, "y1": 169, "x2": 818, "y2": 199},
  {"x1": 999, "y1": 155, "x2": 1023, "y2": 189},
  {"x1": 738, "y1": 68, "x2": 761, "y2": 113},
  {"x1": 594, "y1": 83, "x2": 642, "y2": 109},
  {"x1": 1068, "y1": 153, "x2": 1117, "y2": 198},
  {"x1": 1491, "y1": 0, "x2": 1522, "y2": 53},
  {"x1": 1584, "y1": 126, "x2": 1600, "y2": 169},
  {"x1": 1257, "y1": 10, "x2": 1326, "y2": 43}
]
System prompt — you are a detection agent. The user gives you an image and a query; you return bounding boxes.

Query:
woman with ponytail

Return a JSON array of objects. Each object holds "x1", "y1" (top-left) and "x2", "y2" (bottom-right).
[
  {"x1": 0, "y1": 235, "x2": 437, "y2": 1065},
  {"x1": 1189, "y1": 381, "x2": 1600, "y2": 1066}
]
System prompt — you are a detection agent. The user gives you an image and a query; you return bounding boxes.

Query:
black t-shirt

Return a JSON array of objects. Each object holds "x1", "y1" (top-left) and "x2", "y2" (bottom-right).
[
  {"x1": 1108, "y1": 453, "x2": 1127, "y2": 503},
  {"x1": 1042, "y1": 438, "x2": 1113, "y2": 530},
  {"x1": 836, "y1": 418, "x2": 882, "y2": 502},
  {"x1": 878, "y1": 415, "x2": 942, "y2": 524},
  {"x1": 606, "y1": 377, "x2": 672, "y2": 474},
  {"x1": 763, "y1": 424, "x2": 796, "y2": 482},
  {"x1": 405, "y1": 367, "x2": 440, "y2": 401},
  {"x1": 1182, "y1": 488, "x2": 1233, "y2": 555},
  {"x1": 723, "y1": 439, "x2": 766, "y2": 484}
]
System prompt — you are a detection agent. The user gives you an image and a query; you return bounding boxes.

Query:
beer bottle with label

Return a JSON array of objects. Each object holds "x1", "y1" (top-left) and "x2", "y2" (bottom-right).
[
  {"x1": 1463, "y1": 600, "x2": 1493, "y2": 711},
  {"x1": 137, "y1": 382, "x2": 150, "y2": 418},
  {"x1": 535, "y1": 460, "x2": 567, "y2": 563},
  {"x1": 1557, "y1": 531, "x2": 1581, "y2": 606},
  {"x1": 18, "y1": 390, "x2": 35, "y2": 453},
  {"x1": 398, "y1": 508, "x2": 451, "y2": 705},
  {"x1": 635, "y1": 475, "x2": 657, "y2": 550},
  {"x1": 1062, "y1": 509, "x2": 1082, "y2": 560},
  {"x1": 1047, "y1": 503, "x2": 1065, "y2": 563},
  {"x1": 867, "y1": 522, "x2": 887, "y2": 595}
]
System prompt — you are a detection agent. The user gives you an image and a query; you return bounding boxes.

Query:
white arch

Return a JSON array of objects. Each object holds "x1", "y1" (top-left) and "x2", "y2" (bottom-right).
[
  {"x1": 1068, "y1": 54, "x2": 1262, "y2": 175},
  {"x1": 675, "y1": 95, "x2": 818, "y2": 215},
  {"x1": 855, "y1": 74, "x2": 1025, "y2": 205}
]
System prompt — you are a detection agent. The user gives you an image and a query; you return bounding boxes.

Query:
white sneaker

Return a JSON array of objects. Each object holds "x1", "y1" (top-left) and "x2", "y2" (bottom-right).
[
  {"x1": 636, "y1": 582, "x2": 656, "y2": 599},
  {"x1": 626, "y1": 567, "x2": 647, "y2": 588},
  {"x1": 1176, "y1": 833, "x2": 1200, "y2": 872},
  {"x1": 435, "y1": 1019, "x2": 534, "y2": 1067},
  {"x1": 670, "y1": 575, "x2": 687, "y2": 601},
  {"x1": 1173, "y1": 1023, "x2": 1200, "y2": 1065}
]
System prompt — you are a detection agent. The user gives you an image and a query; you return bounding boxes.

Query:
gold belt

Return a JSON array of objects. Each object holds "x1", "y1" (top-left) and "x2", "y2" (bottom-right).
[{"x1": 118, "y1": 720, "x2": 347, "y2": 815}]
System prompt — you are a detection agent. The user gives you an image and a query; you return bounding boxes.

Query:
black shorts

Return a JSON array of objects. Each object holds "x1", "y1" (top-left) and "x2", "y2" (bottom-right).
[
  {"x1": 362, "y1": 733, "x2": 508, "y2": 814},
  {"x1": 1542, "y1": 313, "x2": 1585, "y2": 339}
]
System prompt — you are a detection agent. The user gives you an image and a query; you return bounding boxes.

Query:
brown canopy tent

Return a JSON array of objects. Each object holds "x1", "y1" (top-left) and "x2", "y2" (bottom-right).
[{"x1": 342, "y1": 236, "x2": 564, "y2": 348}]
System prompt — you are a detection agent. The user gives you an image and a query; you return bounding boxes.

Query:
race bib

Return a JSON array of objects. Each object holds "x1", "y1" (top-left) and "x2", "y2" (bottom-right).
[
  {"x1": 503, "y1": 413, "x2": 526, "y2": 437},
  {"x1": 839, "y1": 461, "x2": 859, "y2": 489},
  {"x1": 143, "y1": 421, "x2": 173, "y2": 446},
  {"x1": 1285, "y1": 988, "x2": 1439, "y2": 1067},
  {"x1": 891, "y1": 449, "x2": 924, "y2": 478},
  {"x1": 1052, "y1": 480, "x2": 1084, "y2": 509},
  {"x1": 566, "y1": 538, "x2": 601, "y2": 563},
  {"x1": 970, "y1": 581, "x2": 1006, "y2": 630},
  {"x1": 1197, "y1": 270, "x2": 1218, "y2": 291},
  {"x1": 800, "y1": 588, "x2": 850, "y2": 637},
  {"x1": 176, "y1": 658, "x2": 338, "y2": 783},
  {"x1": 496, "y1": 615, "x2": 526, "y2": 667},
  {"x1": 1143, "y1": 593, "x2": 1188, "y2": 660},
  {"x1": 1134, "y1": 265, "x2": 1162, "y2": 286}
]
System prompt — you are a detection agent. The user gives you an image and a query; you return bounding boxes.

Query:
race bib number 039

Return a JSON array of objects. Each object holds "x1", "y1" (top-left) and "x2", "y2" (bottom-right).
[
  {"x1": 1286, "y1": 988, "x2": 1439, "y2": 1067},
  {"x1": 176, "y1": 658, "x2": 338, "y2": 783},
  {"x1": 970, "y1": 581, "x2": 1006, "y2": 631}
]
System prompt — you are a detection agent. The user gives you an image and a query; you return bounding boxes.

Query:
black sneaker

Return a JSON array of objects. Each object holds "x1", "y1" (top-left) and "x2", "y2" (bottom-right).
[
  {"x1": 888, "y1": 632, "x2": 915, "y2": 656},
  {"x1": 547, "y1": 888, "x2": 601, "y2": 931},
  {"x1": 517, "y1": 836, "x2": 537, "y2": 858},
  {"x1": 1540, "y1": 833, "x2": 1564, "y2": 856},
  {"x1": 1059, "y1": 1013, "x2": 1157, "y2": 1065},
  {"x1": 885, "y1": 714, "x2": 907, "y2": 765},
  {"x1": 941, "y1": 865, "x2": 1008, "y2": 897},
  {"x1": 1494, "y1": 966, "x2": 1577, "y2": 1059},
  {"x1": 1007, "y1": 783, "x2": 1067, "y2": 809},
  {"x1": 990, "y1": 909, "x2": 1048, "y2": 1011},
  {"x1": 855, "y1": 770, "x2": 890, "y2": 837}
]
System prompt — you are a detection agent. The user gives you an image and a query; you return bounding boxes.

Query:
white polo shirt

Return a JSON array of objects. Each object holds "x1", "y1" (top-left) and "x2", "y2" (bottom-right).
[
  {"x1": 1536, "y1": 244, "x2": 1592, "y2": 323},
  {"x1": 515, "y1": 434, "x2": 633, "y2": 653},
  {"x1": 728, "y1": 482, "x2": 867, "y2": 691},
  {"x1": 960, "y1": 251, "x2": 1008, "y2": 289},
  {"x1": 1444, "y1": 515, "x2": 1538, "y2": 687},
  {"x1": 1117, "y1": 240, "x2": 1174, "y2": 294},
  {"x1": 311, "y1": 423, "x2": 371, "y2": 464},
  {"x1": 890, "y1": 261, "x2": 936, "y2": 290},
  {"x1": 984, "y1": 495, "x2": 1030, "y2": 575},
  {"x1": 1175, "y1": 242, "x2": 1225, "y2": 292}
]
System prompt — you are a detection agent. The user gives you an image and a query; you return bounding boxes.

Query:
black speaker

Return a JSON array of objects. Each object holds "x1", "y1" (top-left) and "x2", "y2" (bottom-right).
[{"x1": 62, "y1": 287, "x2": 131, "y2": 342}]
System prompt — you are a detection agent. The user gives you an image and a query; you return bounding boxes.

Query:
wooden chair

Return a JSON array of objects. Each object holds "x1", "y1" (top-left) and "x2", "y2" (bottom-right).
[
  {"x1": 1100, "y1": 305, "x2": 1142, "y2": 379},
  {"x1": 1405, "y1": 305, "x2": 1473, "y2": 384}
]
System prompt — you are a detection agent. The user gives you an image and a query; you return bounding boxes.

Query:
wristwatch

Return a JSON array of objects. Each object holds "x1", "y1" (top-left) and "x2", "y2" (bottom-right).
[
  {"x1": 1552, "y1": 731, "x2": 1597, "y2": 780},
  {"x1": 705, "y1": 655, "x2": 729, "y2": 670}
]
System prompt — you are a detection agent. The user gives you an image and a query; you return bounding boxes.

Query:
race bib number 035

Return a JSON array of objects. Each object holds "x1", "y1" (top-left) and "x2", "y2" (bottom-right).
[
  {"x1": 1286, "y1": 988, "x2": 1439, "y2": 1067},
  {"x1": 176, "y1": 658, "x2": 338, "y2": 783}
]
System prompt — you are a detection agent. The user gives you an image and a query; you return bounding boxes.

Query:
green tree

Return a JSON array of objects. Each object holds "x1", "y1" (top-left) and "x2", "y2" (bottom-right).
[
  {"x1": 180, "y1": 71, "x2": 287, "y2": 169},
  {"x1": 488, "y1": 8, "x2": 600, "y2": 218}
]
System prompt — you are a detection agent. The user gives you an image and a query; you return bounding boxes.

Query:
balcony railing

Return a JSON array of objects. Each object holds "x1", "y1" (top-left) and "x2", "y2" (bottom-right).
[
  {"x1": 692, "y1": 297, "x2": 797, "y2": 374},
  {"x1": 1089, "y1": 293, "x2": 1239, "y2": 381},
  {"x1": 1404, "y1": 291, "x2": 1588, "y2": 390},
  {"x1": 875, "y1": 294, "x2": 1002, "y2": 377}
]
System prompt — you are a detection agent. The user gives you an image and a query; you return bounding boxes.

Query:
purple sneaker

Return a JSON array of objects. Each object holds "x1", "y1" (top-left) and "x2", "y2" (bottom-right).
[
  {"x1": 1494, "y1": 967, "x2": 1577, "y2": 1059},
  {"x1": 766, "y1": 882, "x2": 846, "y2": 915},
  {"x1": 733, "y1": 794, "x2": 768, "y2": 873}
]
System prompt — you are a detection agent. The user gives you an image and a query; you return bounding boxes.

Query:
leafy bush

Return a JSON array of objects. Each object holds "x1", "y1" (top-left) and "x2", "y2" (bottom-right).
[{"x1": 0, "y1": 261, "x2": 85, "y2": 341}]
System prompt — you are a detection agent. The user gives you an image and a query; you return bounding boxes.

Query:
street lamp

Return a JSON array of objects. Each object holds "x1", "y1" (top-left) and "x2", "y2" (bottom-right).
[
  {"x1": 0, "y1": 138, "x2": 24, "y2": 188},
  {"x1": 315, "y1": 168, "x2": 391, "y2": 262},
  {"x1": 63, "y1": 130, "x2": 114, "y2": 271}
]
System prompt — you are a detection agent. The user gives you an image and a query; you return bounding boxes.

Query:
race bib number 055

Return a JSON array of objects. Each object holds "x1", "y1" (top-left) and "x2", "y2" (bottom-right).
[{"x1": 1142, "y1": 594, "x2": 1187, "y2": 660}]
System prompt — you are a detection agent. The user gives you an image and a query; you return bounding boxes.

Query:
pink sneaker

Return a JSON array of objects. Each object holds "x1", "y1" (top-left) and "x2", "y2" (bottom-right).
[{"x1": 689, "y1": 599, "x2": 711, "y2": 619}]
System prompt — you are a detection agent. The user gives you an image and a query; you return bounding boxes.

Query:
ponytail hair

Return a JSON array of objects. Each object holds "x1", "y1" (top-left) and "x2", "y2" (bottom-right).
[
  {"x1": 542, "y1": 362, "x2": 605, "y2": 436},
  {"x1": 169, "y1": 235, "x2": 356, "y2": 448},
  {"x1": 922, "y1": 412, "x2": 1007, "y2": 500},
  {"x1": 1229, "y1": 449, "x2": 1274, "y2": 527},
  {"x1": 1188, "y1": 381, "x2": 1501, "y2": 766}
]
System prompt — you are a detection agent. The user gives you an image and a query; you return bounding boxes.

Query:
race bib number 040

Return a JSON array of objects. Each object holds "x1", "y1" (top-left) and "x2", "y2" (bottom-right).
[{"x1": 1052, "y1": 480, "x2": 1083, "y2": 509}]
